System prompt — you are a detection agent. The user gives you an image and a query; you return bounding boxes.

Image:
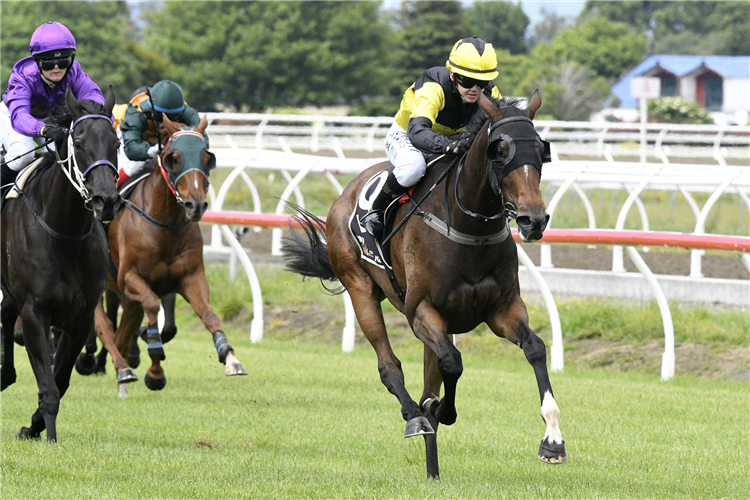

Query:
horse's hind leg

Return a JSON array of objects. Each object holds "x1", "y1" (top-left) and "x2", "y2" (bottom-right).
[
  {"x1": 180, "y1": 273, "x2": 247, "y2": 376},
  {"x1": 93, "y1": 300, "x2": 137, "y2": 385},
  {"x1": 420, "y1": 345, "x2": 444, "y2": 479},
  {"x1": 488, "y1": 298, "x2": 567, "y2": 464},
  {"x1": 75, "y1": 327, "x2": 100, "y2": 376}
]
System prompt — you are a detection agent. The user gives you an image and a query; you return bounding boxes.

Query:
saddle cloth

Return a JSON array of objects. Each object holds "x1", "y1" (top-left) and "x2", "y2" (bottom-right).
[{"x1": 348, "y1": 170, "x2": 412, "y2": 270}]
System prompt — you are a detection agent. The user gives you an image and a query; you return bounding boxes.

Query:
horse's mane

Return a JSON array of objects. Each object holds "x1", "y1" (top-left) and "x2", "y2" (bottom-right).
[
  {"x1": 461, "y1": 96, "x2": 527, "y2": 140},
  {"x1": 48, "y1": 99, "x2": 108, "y2": 127}
]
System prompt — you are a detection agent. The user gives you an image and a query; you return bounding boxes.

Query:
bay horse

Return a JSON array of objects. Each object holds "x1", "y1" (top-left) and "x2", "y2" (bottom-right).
[
  {"x1": 86, "y1": 114, "x2": 246, "y2": 396},
  {"x1": 1, "y1": 86, "x2": 121, "y2": 441},
  {"x1": 283, "y1": 92, "x2": 566, "y2": 478}
]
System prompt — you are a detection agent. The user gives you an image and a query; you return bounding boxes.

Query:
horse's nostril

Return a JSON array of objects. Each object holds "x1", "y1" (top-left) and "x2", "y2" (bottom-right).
[
  {"x1": 183, "y1": 202, "x2": 194, "y2": 211},
  {"x1": 516, "y1": 216, "x2": 531, "y2": 227}
]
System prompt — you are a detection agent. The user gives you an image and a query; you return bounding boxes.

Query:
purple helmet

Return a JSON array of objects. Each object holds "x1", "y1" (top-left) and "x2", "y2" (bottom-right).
[{"x1": 29, "y1": 22, "x2": 76, "y2": 56}]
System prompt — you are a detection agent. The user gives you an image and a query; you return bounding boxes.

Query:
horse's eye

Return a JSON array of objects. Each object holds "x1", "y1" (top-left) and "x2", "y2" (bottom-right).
[{"x1": 73, "y1": 140, "x2": 82, "y2": 150}]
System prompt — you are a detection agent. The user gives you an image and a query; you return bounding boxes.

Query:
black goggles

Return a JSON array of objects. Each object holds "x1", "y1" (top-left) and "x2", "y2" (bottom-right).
[
  {"x1": 38, "y1": 55, "x2": 73, "y2": 71},
  {"x1": 454, "y1": 74, "x2": 490, "y2": 89}
]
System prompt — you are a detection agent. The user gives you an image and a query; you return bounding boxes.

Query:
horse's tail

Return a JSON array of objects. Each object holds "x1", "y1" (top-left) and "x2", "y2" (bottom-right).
[{"x1": 281, "y1": 202, "x2": 345, "y2": 295}]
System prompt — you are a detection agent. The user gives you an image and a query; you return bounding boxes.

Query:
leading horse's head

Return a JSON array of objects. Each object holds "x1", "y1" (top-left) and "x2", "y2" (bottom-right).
[
  {"x1": 58, "y1": 85, "x2": 121, "y2": 222},
  {"x1": 157, "y1": 114, "x2": 215, "y2": 221},
  {"x1": 477, "y1": 91, "x2": 550, "y2": 242}
]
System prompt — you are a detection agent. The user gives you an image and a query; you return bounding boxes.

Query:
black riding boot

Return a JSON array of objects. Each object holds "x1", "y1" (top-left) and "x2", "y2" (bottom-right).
[
  {"x1": 361, "y1": 168, "x2": 409, "y2": 240},
  {"x1": 1, "y1": 162, "x2": 18, "y2": 187}
]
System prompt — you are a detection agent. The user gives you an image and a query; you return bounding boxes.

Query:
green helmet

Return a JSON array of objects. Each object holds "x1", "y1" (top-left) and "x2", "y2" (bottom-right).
[{"x1": 150, "y1": 80, "x2": 185, "y2": 114}]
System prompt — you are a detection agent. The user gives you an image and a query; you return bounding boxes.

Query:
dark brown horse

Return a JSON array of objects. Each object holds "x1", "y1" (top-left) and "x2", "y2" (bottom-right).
[
  {"x1": 283, "y1": 92, "x2": 566, "y2": 478},
  {"x1": 90, "y1": 114, "x2": 246, "y2": 397},
  {"x1": 1, "y1": 86, "x2": 121, "y2": 441}
]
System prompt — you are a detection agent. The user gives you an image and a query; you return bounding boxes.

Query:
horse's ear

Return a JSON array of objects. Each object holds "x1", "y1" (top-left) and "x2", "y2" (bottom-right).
[
  {"x1": 65, "y1": 87, "x2": 80, "y2": 115},
  {"x1": 162, "y1": 113, "x2": 180, "y2": 135},
  {"x1": 478, "y1": 92, "x2": 502, "y2": 122},
  {"x1": 195, "y1": 114, "x2": 208, "y2": 135},
  {"x1": 526, "y1": 89, "x2": 542, "y2": 120},
  {"x1": 103, "y1": 85, "x2": 116, "y2": 117}
]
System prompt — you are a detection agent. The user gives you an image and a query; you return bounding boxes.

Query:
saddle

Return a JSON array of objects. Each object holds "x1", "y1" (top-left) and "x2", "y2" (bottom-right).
[{"x1": 1, "y1": 158, "x2": 48, "y2": 213}]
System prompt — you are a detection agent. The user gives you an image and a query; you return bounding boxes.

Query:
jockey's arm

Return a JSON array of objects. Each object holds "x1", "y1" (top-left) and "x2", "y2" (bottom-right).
[
  {"x1": 121, "y1": 106, "x2": 152, "y2": 161},
  {"x1": 406, "y1": 82, "x2": 451, "y2": 154}
]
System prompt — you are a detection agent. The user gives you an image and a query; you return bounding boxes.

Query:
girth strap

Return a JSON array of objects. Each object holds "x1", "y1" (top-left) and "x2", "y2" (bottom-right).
[
  {"x1": 420, "y1": 211, "x2": 510, "y2": 245},
  {"x1": 123, "y1": 198, "x2": 191, "y2": 231}
]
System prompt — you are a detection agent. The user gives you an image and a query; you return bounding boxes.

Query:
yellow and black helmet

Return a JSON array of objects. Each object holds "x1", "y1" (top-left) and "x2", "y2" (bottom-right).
[{"x1": 446, "y1": 36, "x2": 498, "y2": 81}]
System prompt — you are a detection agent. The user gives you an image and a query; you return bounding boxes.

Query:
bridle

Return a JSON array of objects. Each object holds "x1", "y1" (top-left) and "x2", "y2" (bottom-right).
[
  {"x1": 454, "y1": 114, "x2": 549, "y2": 223},
  {"x1": 56, "y1": 113, "x2": 118, "y2": 208},
  {"x1": 16, "y1": 113, "x2": 118, "y2": 241},
  {"x1": 157, "y1": 130, "x2": 215, "y2": 205}
]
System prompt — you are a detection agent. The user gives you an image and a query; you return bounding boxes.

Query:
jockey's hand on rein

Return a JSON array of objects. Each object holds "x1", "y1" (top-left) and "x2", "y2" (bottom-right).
[
  {"x1": 43, "y1": 126, "x2": 68, "y2": 149},
  {"x1": 446, "y1": 136, "x2": 472, "y2": 155}
]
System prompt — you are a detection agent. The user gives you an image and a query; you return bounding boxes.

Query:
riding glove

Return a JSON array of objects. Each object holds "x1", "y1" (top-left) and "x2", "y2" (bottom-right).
[
  {"x1": 147, "y1": 144, "x2": 160, "y2": 158},
  {"x1": 42, "y1": 126, "x2": 68, "y2": 149},
  {"x1": 446, "y1": 136, "x2": 472, "y2": 155}
]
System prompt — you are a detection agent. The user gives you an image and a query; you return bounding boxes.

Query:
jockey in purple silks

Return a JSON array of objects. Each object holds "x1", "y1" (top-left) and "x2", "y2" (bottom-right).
[{"x1": 1, "y1": 21, "x2": 105, "y2": 185}]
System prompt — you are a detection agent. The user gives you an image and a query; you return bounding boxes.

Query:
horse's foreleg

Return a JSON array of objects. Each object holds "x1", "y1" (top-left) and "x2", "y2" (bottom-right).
[
  {"x1": 346, "y1": 279, "x2": 430, "y2": 438},
  {"x1": 1, "y1": 294, "x2": 19, "y2": 391},
  {"x1": 18, "y1": 309, "x2": 57, "y2": 441},
  {"x1": 93, "y1": 300, "x2": 137, "y2": 385},
  {"x1": 411, "y1": 301, "x2": 460, "y2": 427},
  {"x1": 180, "y1": 273, "x2": 247, "y2": 376},
  {"x1": 487, "y1": 298, "x2": 567, "y2": 464},
  {"x1": 121, "y1": 274, "x2": 166, "y2": 390}
]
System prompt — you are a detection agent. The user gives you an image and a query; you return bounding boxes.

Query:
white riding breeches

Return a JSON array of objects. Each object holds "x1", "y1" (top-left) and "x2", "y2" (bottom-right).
[
  {"x1": 116, "y1": 127, "x2": 147, "y2": 177},
  {"x1": 384, "y1": 121, "x2": 431, "y2": 188},
  {"x1": 0, "y1": 102, "x2": 55, "y2": 172}
]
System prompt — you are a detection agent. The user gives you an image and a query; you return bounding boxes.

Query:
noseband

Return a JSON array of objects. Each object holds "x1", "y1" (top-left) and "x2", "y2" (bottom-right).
[{"x1": 57, "y1": 114, "x2": 118, "y2": 207}]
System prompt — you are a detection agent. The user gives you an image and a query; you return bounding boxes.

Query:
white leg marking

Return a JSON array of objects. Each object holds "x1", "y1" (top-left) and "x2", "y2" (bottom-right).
[
  {"x1": 524, "y1": 165, "x2": 529, "y2": 181},
  {"x1": 541, "y1": 391, "x2": 563, "y2": 444}
]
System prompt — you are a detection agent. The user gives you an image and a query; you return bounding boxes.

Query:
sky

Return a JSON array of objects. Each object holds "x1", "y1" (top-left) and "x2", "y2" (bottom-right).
[{"x1": 378, "y1": 0, "x2": 586, "y2": 27}]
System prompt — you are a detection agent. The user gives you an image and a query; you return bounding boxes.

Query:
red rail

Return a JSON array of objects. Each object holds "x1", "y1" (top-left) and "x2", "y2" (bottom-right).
[{"x1": 202, "y1": 210, "x2": 750, "y2": 252}]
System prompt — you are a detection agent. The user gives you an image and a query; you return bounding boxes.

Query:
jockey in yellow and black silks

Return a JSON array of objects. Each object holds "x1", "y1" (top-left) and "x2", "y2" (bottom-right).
[
  {"x1": 362, "y1": 36, "x2": 503, "y2": 239},
  {"x1": 116, "y1": 79, "x2": 205, "y2": 188}
]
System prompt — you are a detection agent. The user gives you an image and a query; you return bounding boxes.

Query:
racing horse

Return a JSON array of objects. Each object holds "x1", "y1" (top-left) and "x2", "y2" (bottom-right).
[
  {"x1": 1, "y1": 86, "x2": 121, "y2": 441},
  {"x1": 85, "y1": 113, "x2": 246, "y2": 396},
  {"x1": 283, "y1": 92, "x2": 566, "y2": 478}
]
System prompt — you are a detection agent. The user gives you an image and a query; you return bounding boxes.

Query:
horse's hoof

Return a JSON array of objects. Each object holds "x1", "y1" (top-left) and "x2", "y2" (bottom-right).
[
  {"x1": 225, "y1": 362, "x2": 247, "y2": 376},
  {"x1": 404, "y1": 416, "x2": 434, "y2": 438},
  {"x1": 75, "y1": 353, "x2": 98, "y2": 376},
  {"x1": 117, "y1": 368, "x2": 138, "y2": 384},
  {"x1": 1, "y1": 370, "x2": 17, "y2": 391},
  {"x1": 17, "y1": 426, "x2": 41, "y2": 440},
  {"x1": 538, "y1": 438, "x2": 567, "y2": 464},
  {"x1": 144, "y1": 373, "x2": 167, "y2": 391}
]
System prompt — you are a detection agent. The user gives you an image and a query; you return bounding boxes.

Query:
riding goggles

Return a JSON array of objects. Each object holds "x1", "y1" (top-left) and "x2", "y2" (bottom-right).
[
  {"x1": 37, "y1": 55, "x2": 74, "y2": 71},
  {"x1": 454, "y1": 74, "x2": 490, "y2": 90}
]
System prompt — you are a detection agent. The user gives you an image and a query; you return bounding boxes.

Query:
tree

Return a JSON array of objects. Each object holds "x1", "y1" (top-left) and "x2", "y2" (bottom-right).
[
  {"x1": 0, "y1": 1, "x2": 160, "y2": 103},
  {"x1": 144, "y1": 1, "x2": 392, "y2": 112},
  {"x1": 583, "y1": 1, "x2": 750, "y2": 55},
  {"x1": 533, "y1": 16, "x2": 647, "y2": 80},
  {"x1": 524, "y1": 60, "x2": 611, "y2": 121},
  {"x1": 463, "y1": 1, "x2": 529, "y2": 55},
  {"x1": 527, "y1": 8, "x2": 574, "y2": 49}
]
